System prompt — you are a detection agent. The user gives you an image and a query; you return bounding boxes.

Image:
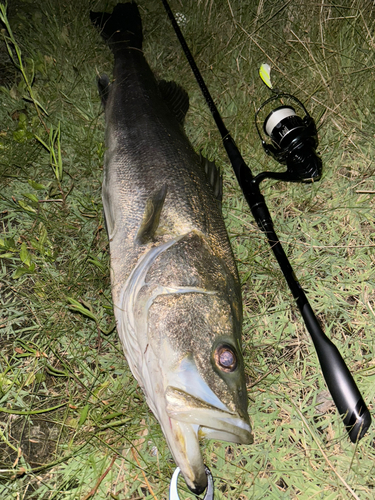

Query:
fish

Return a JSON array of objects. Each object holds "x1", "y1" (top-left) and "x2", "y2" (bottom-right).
[{"x1": 90, "y1": 2, "x2": 253, "y2": 494}]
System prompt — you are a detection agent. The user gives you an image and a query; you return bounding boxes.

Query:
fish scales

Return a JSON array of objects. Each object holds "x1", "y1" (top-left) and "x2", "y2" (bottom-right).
[
  {"x1": 105, "y1": 63, "x2": 235, "y2": 284},
  {"x1": 91, "y1": 2, "x2": 252, "y2": 494}
]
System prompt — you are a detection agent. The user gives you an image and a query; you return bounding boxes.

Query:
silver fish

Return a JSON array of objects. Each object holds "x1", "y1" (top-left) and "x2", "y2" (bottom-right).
[{"x1": 91, "y1": 3, "x2": 252, "y2": 494}]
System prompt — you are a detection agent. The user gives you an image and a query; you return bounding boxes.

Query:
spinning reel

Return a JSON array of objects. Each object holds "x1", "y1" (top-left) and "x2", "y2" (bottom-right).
[{"x1": 254, "y1": 93, "x2": 322, "y2": 184}]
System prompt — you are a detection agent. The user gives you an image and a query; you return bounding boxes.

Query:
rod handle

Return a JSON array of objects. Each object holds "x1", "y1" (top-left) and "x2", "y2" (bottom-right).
[{"x1": 302, "y1": 303, "x2": 371, "y2": 442}]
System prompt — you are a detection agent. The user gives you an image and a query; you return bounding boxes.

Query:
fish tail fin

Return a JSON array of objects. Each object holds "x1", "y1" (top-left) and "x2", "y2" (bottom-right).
[{"x1": 90, "y1": 2, "x2": 143, "y2": 52}]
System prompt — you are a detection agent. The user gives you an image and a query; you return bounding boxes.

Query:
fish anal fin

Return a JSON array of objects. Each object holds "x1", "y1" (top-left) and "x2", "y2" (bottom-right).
[
  {"x1": 158, "y1": 80, "x2": 189, "y2": 124},
  {"x1": 200, "y1": 154, "x2": 223, "y2": 206},
  {"x1": 136, "y1": 184, "x2": 168, "y2": 245}
]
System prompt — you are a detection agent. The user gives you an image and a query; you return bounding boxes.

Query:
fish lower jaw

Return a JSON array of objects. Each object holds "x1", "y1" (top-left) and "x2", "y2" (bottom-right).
[{"x1": 166, "y1": 420, "x2": 208, "y2": 493}]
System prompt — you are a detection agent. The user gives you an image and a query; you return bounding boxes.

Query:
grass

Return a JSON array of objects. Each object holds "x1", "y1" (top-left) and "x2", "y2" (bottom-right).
[{"x1": 0, "y1": 0, "x2": 374, "y2": 498}]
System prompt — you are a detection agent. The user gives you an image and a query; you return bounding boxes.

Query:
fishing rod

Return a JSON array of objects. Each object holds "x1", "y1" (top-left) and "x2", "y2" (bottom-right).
[{"x1": 161, "y1": 0, "x2": 371, "y2": 455}]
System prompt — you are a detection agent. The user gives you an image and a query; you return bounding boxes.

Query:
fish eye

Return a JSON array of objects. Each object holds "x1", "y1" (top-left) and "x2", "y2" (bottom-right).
[{"x1": 214, "y1": 344, "x2": 237, "y2": 373}]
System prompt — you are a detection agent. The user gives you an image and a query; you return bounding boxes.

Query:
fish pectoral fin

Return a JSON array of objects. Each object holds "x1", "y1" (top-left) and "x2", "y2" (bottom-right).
[
  {"x1": 158, "y1": 80, "x2": 189, "y2": 124},
  {"x1": 97, "y1": 75, "x2": 110, "y2": 107},
  {"x1": 200, "y1": 154, "x2": 223, "y2": 206},
  {"x1": 136, "y1": 184, "x2": 168, "y2": 244}
]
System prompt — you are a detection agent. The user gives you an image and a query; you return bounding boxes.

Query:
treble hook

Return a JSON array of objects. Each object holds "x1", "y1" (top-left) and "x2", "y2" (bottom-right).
[{"x1": 169, "y1": 466, "x2": 214, "y2": 500}]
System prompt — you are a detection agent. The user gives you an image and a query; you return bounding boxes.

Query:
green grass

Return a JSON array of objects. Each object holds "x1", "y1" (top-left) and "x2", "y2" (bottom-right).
[{"x1": 0, "y1": 0, "x2": 374, "y2": 498}]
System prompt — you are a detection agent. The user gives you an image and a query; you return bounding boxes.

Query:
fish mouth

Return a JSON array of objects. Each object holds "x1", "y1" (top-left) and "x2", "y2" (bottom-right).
[
  {"x1": 166, "y1": 386, "x2": 253, "y2": 443},
  {"x1": 161, "y1": 356, "x2": 253, "y2": 493},
  {"x1": 164, "y1": 388, "x2": 253, "y2": 493}
]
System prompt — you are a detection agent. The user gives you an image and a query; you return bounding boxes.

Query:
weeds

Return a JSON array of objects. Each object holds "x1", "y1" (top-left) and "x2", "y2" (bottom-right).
[
  {"x1": 0, "y1": 3, "x2": 48, "y2": 128},
  {"x1": 35, "y1": 123, "x2": 63, "y2": 183},
  {"x1": 0, "y1": 0, "x2": 374, "y2": 499}
]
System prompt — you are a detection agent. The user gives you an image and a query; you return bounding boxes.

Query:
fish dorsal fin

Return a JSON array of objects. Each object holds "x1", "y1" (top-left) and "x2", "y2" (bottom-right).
[
  {"x1": 200, "y1": 154, "x2": 223, "y2": 205},
  {"x1": 136, "y1": 184, "x2": 168, "y2": 244},
  {"x1": 158, "y1": 80, "x2": 189, "y2": 124}
]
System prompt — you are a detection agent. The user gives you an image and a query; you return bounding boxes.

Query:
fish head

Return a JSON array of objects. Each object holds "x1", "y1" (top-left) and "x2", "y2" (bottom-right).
[
  {"x1": 117, "y1": 231, "x2": 253, "y2": 494},
  {"x1": 147, "y1": 290, "x2": 253, "y2": 493}
]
